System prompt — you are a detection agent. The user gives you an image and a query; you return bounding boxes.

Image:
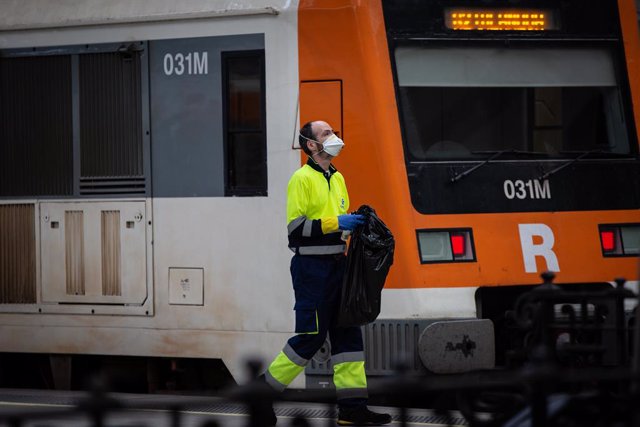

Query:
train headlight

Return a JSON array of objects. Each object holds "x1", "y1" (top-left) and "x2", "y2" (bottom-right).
[
  {"x1": 599, "y1": 224, "x2": 640, "y2": 256},
  {"x1": 417, "y1": 229, "x2": 475, "y2": 263}
]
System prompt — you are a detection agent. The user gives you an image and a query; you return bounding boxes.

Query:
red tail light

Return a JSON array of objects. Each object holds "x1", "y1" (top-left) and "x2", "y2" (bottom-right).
[
  {"x1": 600, "y1": 230, "x2": 615, "y2": 252},
  {"x1": 417, "y1": 229, "x2": 475, "y2": 263},
  {"x1": 450, "y1": 234, "x2": 466, "y2": 256},
  {"x1": 598, "y1": 224, "x2": 640, "y2": 256}
]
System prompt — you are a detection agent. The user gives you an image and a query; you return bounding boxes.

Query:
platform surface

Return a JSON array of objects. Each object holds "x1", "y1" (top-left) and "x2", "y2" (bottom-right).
[{"x1": 0, "y1": 388, "x2": 468, "y2": 427}]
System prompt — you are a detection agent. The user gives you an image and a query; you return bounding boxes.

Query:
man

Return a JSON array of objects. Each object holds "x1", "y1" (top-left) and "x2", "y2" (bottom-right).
[{"x1": 263, "y1": 120, "x2": 391, "y2": 425}]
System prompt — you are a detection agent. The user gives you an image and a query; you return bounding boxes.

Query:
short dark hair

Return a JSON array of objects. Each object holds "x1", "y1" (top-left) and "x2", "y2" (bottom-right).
[{"x1": 299, "y1": 121, "x2": 315, "y2": 156}]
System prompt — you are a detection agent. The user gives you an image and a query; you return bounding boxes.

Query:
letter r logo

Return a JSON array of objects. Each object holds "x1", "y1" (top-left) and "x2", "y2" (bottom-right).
[{"x1": 518, "y1": 224, "x2": 560, "y2": 273}]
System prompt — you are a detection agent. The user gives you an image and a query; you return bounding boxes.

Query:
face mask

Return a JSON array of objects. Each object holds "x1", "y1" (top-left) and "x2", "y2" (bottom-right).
[
  {"x1": 299, "y1": 132, "x2": 345, "y2": 157},
  {"x1": 319, "y1": 134, "x2": 345, "y2": 157}
]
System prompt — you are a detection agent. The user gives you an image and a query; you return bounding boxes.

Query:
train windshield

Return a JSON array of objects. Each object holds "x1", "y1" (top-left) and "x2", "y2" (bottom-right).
[{"x1": 395, "y1": 46, "x2": 632, "y2": 160}]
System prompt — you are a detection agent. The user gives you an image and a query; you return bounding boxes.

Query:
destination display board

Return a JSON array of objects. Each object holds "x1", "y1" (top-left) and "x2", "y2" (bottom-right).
[{"x1": 444, "y1": 8, "x2": 560, "y2": 31}]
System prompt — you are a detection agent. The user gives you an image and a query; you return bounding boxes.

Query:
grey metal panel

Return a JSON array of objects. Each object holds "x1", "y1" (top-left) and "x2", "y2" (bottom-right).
[
  {"x1": 0, "y1": 55, "x2": 73, "y2": 196},
  {"x1": 306, "y1": 319, "x2": 431, "y2": 378},
  {"x1": 306, "y1": 318, "x2": 495, "y2": 382},
  {"x1": 150, "y1": 34, "x2": 264, "y2": 197}
]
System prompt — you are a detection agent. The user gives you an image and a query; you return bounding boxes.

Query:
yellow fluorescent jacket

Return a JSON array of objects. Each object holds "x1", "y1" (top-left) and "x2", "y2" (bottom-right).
[{"x1": 286, "y1": 158, "x2": 349, "y2": 255}]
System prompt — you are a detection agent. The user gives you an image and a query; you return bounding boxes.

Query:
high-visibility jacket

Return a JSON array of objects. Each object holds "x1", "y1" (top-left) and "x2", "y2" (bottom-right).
[
  {"x1": 287, "y1": 158, "x2": 349, "y2": 255},
  {"x1": 268, "y1": 158, "x2": 367, "y2": 403}
]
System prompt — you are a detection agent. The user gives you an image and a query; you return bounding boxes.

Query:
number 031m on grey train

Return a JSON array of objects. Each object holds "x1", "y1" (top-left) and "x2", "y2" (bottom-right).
[{"x1": 0, "y1": 0, "x2": 639, "y2": 388}]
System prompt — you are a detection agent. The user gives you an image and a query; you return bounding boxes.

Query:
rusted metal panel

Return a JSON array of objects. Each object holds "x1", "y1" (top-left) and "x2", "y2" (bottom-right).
[
  {"x1": 64, "y1": 210, "x2": 85, "y2": 296},
  {"x1": 0, "y1": 204, "x2": 36, "y2": 303},
  {"x1": 101, "y1": 210, "x2": 121, "y2": 296}
]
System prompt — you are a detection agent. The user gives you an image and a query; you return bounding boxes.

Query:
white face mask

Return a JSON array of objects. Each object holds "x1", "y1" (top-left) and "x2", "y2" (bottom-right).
[
  {"x1": 299, "y1": 132, "x2": 345, "y2": 158},
  {"x1": 320, "y1": 134, "x2": 344, "y2": 157}
]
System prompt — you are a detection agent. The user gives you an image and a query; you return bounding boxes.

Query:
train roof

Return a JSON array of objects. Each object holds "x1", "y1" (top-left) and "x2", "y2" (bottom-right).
[{"x1": 0, "y1": 0, "x2": 287, "y2": 31}]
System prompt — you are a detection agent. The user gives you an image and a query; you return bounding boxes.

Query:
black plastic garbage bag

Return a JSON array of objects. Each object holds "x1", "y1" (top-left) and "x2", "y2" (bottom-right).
[{"x1": 337, "y1": 205, "x2": 395, "y2": 327}]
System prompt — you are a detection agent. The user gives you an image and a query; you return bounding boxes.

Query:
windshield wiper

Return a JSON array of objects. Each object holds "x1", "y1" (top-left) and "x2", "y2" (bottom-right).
[
  {"x1": 537, "y1": 149, "x2": 629, "y2": 180},
  {"x1": 450, "y1": 150, "x2": 547, "y2": 183}
]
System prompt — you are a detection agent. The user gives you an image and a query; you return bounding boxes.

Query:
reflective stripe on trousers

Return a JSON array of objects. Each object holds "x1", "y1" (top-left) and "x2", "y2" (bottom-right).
[
  {"x1": 267, "y1": 348, "x2": 368, "y2": 399},
  {"x1": 265, "y1": 254, "x2": 368, "y2": 407},
  {"x1": 333, "y1": 351, "x2": 368, "y2": 399},
  {"x1": 266, "y1": 343, "x2": 308, "y2": 391}
]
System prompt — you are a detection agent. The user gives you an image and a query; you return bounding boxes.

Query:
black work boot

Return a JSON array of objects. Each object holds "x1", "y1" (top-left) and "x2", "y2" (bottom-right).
[
  {"x1": 337, "y1": 406, "x2": 392, "y2": 425},
  {"x1": 264, "y1": 405, "x2": 277, "y2": 426},
  {"x1": 256, "y1": 374, "x2": 278, "y2": 426}
]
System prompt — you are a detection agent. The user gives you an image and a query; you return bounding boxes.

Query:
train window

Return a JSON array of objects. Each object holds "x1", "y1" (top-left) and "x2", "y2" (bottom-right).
[
  {"x1": 222, "y1": 51, "x2": 267, "y2": 196},
  {"x1": 0, "y1": 55, "x2": 73, "y2": 196},
  {"x1": 395, "y1": 46, "x2": 631, "y2": 160}
]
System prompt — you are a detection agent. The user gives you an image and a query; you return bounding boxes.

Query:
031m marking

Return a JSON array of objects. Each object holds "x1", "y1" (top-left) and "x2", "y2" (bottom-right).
[{"x1": 504, "y1": 179, "x2": 551, "y2": 200}]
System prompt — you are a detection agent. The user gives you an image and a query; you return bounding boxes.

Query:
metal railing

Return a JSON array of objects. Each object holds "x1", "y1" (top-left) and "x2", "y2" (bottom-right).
[{"x1": 1, "y1": 272, "x2": 639, "y2": 427}]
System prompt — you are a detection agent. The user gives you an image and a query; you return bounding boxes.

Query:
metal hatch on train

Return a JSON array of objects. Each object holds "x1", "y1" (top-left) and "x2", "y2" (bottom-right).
[{"x1": 40, "y1": 202, "x2": 148, "y2": 305}]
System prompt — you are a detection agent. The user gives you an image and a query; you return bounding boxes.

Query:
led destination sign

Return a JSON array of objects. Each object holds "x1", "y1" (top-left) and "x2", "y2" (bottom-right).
[{"x1": 445, "y1": 8, "x2": 559, "y2": 31}]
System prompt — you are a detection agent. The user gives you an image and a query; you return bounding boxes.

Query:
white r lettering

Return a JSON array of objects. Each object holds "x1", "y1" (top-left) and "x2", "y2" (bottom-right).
[{"x1": 518, "y1": 223, "x2": 560, "y2": 273}]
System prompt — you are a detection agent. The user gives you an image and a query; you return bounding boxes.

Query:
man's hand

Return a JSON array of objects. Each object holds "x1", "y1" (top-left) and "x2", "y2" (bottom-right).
[{"x1": 338, "y1": 214, "x2": 365, "y2": 231}]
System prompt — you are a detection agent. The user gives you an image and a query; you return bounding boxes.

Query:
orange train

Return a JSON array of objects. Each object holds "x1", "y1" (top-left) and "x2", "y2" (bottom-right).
[{"x1": 298, "y1": 0, "x2": 640, "y2": 374}]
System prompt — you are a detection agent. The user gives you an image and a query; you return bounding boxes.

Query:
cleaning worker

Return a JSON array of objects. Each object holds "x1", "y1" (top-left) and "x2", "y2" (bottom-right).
[{"x1": 262, "y1": 120, "x2": 392, "y2": 426}]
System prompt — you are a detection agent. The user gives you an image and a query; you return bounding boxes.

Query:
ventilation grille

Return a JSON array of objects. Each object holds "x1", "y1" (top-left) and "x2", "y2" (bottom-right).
[
  {"x1": 79, "y1": 51, "x2": 143, "y2": 178},
  {"x1": 0, "y1": 204, "x2": 36, "y2": 303},
  {"x1": 79, "y1": 50, "x2": 145, "y2": 195},
  {"x1": 0, "y1": 56, "x2": 73, "y2": 197},
  {"x1": 307, "y1": 320, "x2": 429, "y2": 376},
  {"x1": 65, "y1": 211, "x2": 85, "y2": 296},
  {"x1": 365, "y1": 321, "x2": 425, "y2": 374},
  {"x1": 101, "y1": 210, "x2": 121, "y2": 296},
  {"x1": 79, "y1": 177, "x2": 146, "y2": 195}
]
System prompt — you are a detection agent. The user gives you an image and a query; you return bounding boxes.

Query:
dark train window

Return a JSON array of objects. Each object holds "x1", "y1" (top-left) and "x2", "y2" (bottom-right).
[
  {"x1": 222, "y1": 50, "x2": 267, "y2": 196},
  {"x1": 0, "y1": 55, "x2": 73, "y2": 196},
  {"x1": 395, "y1": 46, "x2": 631, "y2": 160}
]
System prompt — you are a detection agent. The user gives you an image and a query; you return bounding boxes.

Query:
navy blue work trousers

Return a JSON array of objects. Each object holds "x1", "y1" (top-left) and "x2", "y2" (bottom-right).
[{"x1": 287, "y1": 254, "x2": 366, "y2": 406}]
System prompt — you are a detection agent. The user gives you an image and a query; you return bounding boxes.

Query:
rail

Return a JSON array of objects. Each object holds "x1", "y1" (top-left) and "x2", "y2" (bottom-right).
[{"x1": 0, "y1": 272, "x2": 638, "y2": 427}]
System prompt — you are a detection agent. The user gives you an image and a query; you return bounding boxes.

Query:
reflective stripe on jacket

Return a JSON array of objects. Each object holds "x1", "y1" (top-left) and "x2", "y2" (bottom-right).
[{"x1": 287, "y1": 158, "x2": 349, "y2": 254}]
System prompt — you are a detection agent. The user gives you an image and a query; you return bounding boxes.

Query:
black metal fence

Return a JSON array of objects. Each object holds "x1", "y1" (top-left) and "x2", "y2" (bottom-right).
[{"x1": 1, "y1": 272, "x2": 639, "y2": 427}]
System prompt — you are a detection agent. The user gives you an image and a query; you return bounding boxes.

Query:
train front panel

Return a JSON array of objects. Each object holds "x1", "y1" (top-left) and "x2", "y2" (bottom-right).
[{"x1": 298, "y1": 0, "x2": 640, "y2": 373}]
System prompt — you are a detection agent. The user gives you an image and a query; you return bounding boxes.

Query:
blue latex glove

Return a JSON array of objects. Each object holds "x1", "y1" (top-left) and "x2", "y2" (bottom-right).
[{"x1": 338, "y1": 214, "x2": 365, "y2": 231}]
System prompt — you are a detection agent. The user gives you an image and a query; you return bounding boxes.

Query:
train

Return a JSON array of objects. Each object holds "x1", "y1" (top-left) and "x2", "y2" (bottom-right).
[{"x1": 1, "y1": 0, "x2": 639, "y2": 390}]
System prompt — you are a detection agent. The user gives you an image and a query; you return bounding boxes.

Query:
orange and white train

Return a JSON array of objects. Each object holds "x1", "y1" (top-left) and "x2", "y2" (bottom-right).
[{"x1": 0, "y1": 0, "x2": 638, "y2": 389}]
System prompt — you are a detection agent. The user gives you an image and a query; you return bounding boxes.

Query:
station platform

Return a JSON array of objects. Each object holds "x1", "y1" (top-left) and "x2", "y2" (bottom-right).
[{"x1": 0, "y1": 388, "x2": 468, "y2": 427}]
